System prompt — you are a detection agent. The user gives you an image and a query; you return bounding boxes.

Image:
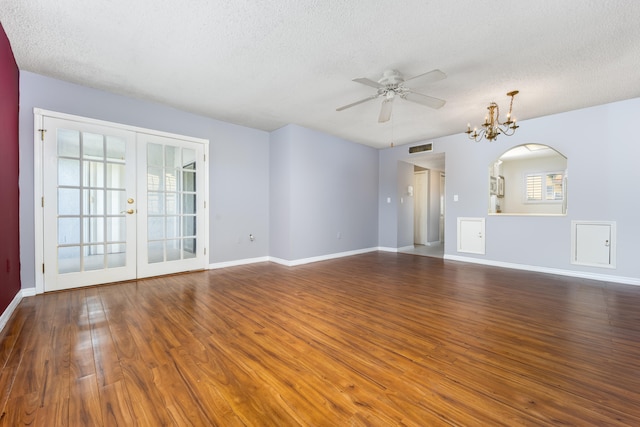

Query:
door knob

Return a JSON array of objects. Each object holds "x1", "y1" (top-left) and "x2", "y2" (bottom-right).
[
  {"x1": 127, "y1": 198, "x2": 135, "y2": 204},
  {"x1": 120, "y1": 209, "x2": 134, "y2": 214}
]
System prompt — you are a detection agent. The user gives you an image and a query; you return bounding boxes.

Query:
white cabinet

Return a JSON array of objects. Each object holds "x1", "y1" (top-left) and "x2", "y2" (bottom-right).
[
  {"x1": 571, "y1": 221, "x2": 616, "y2": 268},
  {"x1": 457, "y1": 217, "x2": 485, "y2": 255}
]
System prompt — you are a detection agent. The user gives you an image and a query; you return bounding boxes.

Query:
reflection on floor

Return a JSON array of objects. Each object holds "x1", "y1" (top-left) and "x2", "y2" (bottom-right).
[{"x1": 399, "y1": 243, "x2": 444, "y2": 258}]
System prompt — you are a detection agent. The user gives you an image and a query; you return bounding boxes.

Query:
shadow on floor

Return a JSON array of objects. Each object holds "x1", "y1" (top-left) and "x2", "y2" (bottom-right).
[{"x1": 399, "y1": 243, "x2": 444, "y2": 258}]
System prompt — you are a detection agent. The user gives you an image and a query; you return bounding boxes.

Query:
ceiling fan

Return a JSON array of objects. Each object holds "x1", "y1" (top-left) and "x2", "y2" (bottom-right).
[{"x1": 336, "y1": 69, "x2": 447, "y2": 122}]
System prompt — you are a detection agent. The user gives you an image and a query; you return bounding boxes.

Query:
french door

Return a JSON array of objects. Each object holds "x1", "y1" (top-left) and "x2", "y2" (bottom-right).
[{"x1": 39, "y1": 113, "x2": 208, "y2": 292}]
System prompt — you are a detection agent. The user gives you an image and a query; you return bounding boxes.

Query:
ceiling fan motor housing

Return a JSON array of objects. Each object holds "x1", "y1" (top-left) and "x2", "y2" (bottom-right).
[{"x1": 378, "y1": 69, "x2": 405, "y2": 86}]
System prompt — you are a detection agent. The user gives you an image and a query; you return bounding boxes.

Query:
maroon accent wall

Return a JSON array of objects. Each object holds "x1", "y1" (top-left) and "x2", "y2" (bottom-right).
[{"x1": 0, "y1": 23, "x2": 21, "y2": 313}]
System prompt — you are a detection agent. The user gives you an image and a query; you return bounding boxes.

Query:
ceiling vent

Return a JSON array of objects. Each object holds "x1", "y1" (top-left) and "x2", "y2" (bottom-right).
[{"x1": 409, "y1": 143, "x2": 433, "y2": 154}]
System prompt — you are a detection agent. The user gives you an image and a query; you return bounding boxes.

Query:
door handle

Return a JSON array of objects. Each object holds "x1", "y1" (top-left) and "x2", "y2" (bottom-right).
[{"x1": 120, "y1": 209, "x2": 135, "y2": 214}]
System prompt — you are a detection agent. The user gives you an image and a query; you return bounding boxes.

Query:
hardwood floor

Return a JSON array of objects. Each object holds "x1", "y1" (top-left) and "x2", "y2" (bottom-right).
[{"x1": 1, "y1": 252, "x2": 639, "y2": 426}]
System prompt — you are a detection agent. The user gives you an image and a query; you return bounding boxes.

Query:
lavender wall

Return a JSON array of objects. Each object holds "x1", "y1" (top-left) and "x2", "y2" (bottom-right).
[
  {"x1": 0, "y1": 23, "x2": 21, "y2": 310},
  {"x1": 379, "y1": 98, "x2": 640, "y2": 282},
  {"x1": 272, "y1": 125, "x2": 378, "y2": 261},
  {"x1": 19, "y1": 72, "x2": 270, "y2": 288},
  {"x1": 269, "y1": 126, "x2": 292, "y2": 260}
]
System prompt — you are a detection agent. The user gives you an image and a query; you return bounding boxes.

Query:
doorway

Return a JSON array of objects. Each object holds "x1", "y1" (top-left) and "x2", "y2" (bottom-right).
[
  {"x1": 35, "y1": 110, "x2": 209, "y2": 292},
  {"x1": 401, "y1": 153, "x2": 445, "y2": 258}
]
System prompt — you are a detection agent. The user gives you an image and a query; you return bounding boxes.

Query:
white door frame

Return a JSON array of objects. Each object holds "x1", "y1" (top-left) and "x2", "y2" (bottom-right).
[{"x1": 33, "y1": 108, "x2": 209, "y2": 294}]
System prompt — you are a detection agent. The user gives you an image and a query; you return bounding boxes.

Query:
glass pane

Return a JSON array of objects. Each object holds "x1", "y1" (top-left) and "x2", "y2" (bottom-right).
[
  {"x1": 165, "y1": 193, "x2": 178, "y2": 215},
  {"x1": 83, "y1": 217, "x2": 105, "y2": 244},
  {"x1": 148, "y1": 241, "x2": 164, "y2": 264},
  {"x1": 183, "y1": 171, "x2": 196, "y2": 192},
  {"x1": 83, "y1": 133, "x2": 104, "y2": 160},
  {"x1": 58, "y1": 218, "x2": 80, "y2": 245},
  {"x1": 107, "y1": 217, "x2": 126, "y2": 242},
  {"x1": 83, "y1": 161, "x2": 105, "y2": 188},
  {"x1": 182, "y1": 194, "x2": 196, "y2": 214},
  {"x1": 106, "y1": 190, "x2": 126, "y2": 215},
  {"x1": 58, "y1": 188, "x2": 80, "y2": 215},
  {"x1": 165, "y1": 146, "x2": 180, "y2": 169},
  {"x1": 58, "y1": 129, "x2": 80, "y2": 158},
  {"x1": 183, "y1": 148, "x2": 196, "y2": 169},
  {"x1": 166, "y1": 239, "x2": 181, "y2": 261},
  {"x1": 166, "y1": 216, "x2": 180, "y2": 239},
  {"x1": 148, "y1": 217, "x2": 165, "y2": 240},
  {"x1": 148, "y1": 192, "x2": 164, "y2": 214},
  {"x1": 147, "y1": 168, "x2": 164, "y2": 191},
  {"x1": 58, "y1": 246, "x2": 80, "y2": 274},
  {"x1": 58, "y1": 158, "x2": 80, "y2": 186},
  {"x1": 83, "y1": 189, "x2": 104, "y2": 215},
  {"x1": 106, "y1": 136, "x2": 126, "y2": 162},
  {"x1": 183, "y1": 216, "x2": 196, "y2": 237},
  {"x1": 106, "y1": 163, "x2": 126, "y2": 188},
  {"x1": 148, "y1": 143, "x2": 163, "y2": 167},
  {"x1": 107, "y1": 244, "x2": 126, "y2": 268},
  {"x1": 165, "y1": 169, "x2": 178, "y2": 191},
  {"x1": 183, "y1": 238, "x2": 196, "y2": 258},
  {"x1": 84, "y1": 245, "x2": 105, "y2": 271}
]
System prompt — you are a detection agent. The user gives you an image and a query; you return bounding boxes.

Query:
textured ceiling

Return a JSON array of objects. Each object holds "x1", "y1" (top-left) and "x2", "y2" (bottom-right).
[{"x1": 2, "y1": 0, "x2": 640, "y2": 149}]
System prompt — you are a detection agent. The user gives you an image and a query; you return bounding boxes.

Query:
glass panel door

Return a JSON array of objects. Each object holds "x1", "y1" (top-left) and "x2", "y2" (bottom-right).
[
  {"x1": 136, "y1": 134, "x2": 206, "y2": 278},
  {"x1": 43, "y1": 118, "x2": 137, "y2": 291},
  {"x1": 41, "y1": 114, "x2": 208, "y2": 291}
]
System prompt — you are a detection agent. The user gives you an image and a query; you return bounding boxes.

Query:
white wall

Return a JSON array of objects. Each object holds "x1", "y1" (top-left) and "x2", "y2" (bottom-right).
[
  {"x1": 501, "y1": 154, "x2": 566, "y2": 214},
  {"x1": 427, "y1": 169, "x2": 442, "y2": 243}
]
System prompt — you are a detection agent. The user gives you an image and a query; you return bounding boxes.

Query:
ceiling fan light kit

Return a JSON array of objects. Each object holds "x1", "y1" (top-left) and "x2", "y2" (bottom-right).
[
  {"x1": 466, "y1": 90, "x2": 520, "y2": 142},
  {"x1": 336, "y1": 69, "x2": 447, "y2": 123}
]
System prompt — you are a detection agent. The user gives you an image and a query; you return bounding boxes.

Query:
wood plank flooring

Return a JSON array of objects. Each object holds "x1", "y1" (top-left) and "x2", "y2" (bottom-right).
[{"x1": 1, "y1": 252, "x2": 639, "y2": 426}]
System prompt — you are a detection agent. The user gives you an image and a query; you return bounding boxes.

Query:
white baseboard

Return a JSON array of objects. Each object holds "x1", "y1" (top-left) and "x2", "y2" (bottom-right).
[
  {"x1": 444, "y1": 254, "x2": 640, "y2": 287},
  {"x1": 377, "y1": 246, "x2": 399, "y2": 253},
  {"x1": 21, "y1": 288, "x2": 36, "y2": 297},
  {"x1": 0, "y1": 288, "x2": 35, "y2": 334},
  {"x1": 209, "y1": 256, "x2": 270, "y2": 270},
  {"x1": 426, "y1": 240, "x2": 442, "y2": 246},
  {"x1": 209, "y1": 247, "x2": 380, "y2": 269},
  {"x1": 270, "y1": 247, "x2": 379, "y2": 267}
]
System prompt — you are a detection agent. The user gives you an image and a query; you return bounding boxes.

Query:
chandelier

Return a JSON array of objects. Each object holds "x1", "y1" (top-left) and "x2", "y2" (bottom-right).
[{"x1": 465, "y1": 90, "x2": 520, "y2": 141}]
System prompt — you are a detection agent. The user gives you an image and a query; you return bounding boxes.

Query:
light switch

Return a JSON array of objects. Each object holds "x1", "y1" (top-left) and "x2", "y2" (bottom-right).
[
  {"x1": 386, "y1": 197, "x2": 391, "y2": 203},
  {"x1": 454, "y1": 194, "x2": 459, "y2": 202}
]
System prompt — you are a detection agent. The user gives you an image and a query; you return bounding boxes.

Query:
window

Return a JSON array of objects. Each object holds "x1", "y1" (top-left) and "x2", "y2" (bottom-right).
[{"x1": 525, "y1": 171, "x2": 564, "y2": 203}]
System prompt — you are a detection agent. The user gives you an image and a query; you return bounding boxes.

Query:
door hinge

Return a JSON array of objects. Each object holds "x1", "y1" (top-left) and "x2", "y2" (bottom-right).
[
  {"x1": 204, "y1": 248, "x2": 207, "y2": 255},
  {"x1": 38, "y1": 128, "x2": 47, "y2": 141},
  {"x1": 41, "y1": 197, "x2": 44, "y2": 207},
  {"x1": 204, "y1": 201, "x2": 206, "y2": 208},
  {"x1": 204, "y1": 154, "x2": 206, "y2": 162},
  {"x1": 42, "y1": 263, "x2": 45, "y2": 273}
]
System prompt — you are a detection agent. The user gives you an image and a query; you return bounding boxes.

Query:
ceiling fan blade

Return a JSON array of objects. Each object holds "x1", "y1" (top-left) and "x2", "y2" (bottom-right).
[
  {"x1": 336, "y1": 95, "x2": 379, "y2": 111},
  {"x1": 353, "y1": 77, "x2": 384, "y2": 89},
  {"x1": 378, "y1": 99, "x2": 394, "y2": 123},
  {"x1": 403, "y1": 91, "x2": 446, "y2": 109},
  {"x1": 403, "y1": 69, "x2": 447, "y2": 86}
]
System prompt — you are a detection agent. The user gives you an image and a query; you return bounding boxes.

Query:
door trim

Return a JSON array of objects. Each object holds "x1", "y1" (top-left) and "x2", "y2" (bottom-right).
[{"x1": 33, "y1": 108, "x2": 209, "y2": 294}]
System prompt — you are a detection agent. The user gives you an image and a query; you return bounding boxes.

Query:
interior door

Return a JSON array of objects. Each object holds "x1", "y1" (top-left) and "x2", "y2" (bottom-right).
[{"x1": 43, "y1": 117, "x2": 137, "y2": 291}]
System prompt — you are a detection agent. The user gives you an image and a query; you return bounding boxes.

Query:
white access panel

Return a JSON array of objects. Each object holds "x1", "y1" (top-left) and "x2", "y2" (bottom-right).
[
  {"x1": 457, "y1": 217, "x2": 485, "y2": 254},
  {"x1": 571, "y1": 221, "x2": 616, "y2": 268}
]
